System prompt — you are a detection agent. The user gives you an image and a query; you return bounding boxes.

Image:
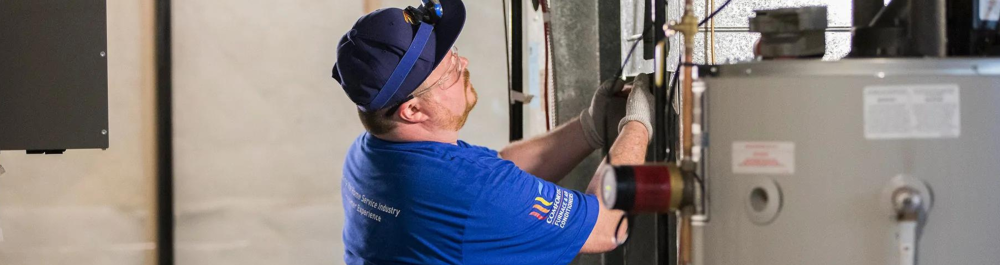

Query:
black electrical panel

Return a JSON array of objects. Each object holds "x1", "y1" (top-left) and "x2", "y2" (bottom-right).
[{"x1": 0, "y1": 0, "x2": 109, "y2": 152}]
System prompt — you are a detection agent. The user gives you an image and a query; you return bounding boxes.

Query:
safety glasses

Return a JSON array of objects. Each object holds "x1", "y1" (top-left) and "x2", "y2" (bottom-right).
[
  {"x1": 412, "y1": 46, "x2": 466, "y2": 97},
  {"x1": 382, "y1": 46, "x2": 466, "y2": 117}
]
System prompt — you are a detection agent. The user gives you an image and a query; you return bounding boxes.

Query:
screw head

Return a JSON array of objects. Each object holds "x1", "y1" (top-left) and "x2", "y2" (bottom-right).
[
  {"x1": 100, "y1": 51, "x2": 106, "y2": 57},
  {"x1": 101, "y1": 129, "x2": 108, "y2": 135}
]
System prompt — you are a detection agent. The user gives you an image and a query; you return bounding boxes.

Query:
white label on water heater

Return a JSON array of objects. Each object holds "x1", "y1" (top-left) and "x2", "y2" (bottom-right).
[
  {"x1": 732, "y1": 142, "x2": 795, "y2": 175},
  {"x1": 864, "y1": 85, "x2": 960, "y2": 140}
]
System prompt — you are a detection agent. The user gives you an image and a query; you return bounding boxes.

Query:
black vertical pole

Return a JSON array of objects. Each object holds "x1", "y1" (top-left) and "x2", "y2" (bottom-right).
[
  {"x1": 643, "y1": 0, "x2": 655, "y2": 60},
  {"x1": 155, "y1": 0, "x2": 174, "y2": 264},
  {"x1": 509, "y1": 0, "x2": 524, "y2": 142},
  {"x1": 911, "y1": 0, "x2": 947, "y2": 57},
  {"x1": 599, "y1": 1, "x2": 624, "y2": 263},
  {"x1": 650, "y1": 1, "x2": 674, "y2": 264},
  {"x1": 651, "y1": 0, "x2": 667, "y2": 163}
]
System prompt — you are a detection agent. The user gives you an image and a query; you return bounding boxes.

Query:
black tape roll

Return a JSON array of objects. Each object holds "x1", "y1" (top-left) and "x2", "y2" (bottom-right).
[{"x1": 611, "y1": 166, "x2": 636, "y2": 211}]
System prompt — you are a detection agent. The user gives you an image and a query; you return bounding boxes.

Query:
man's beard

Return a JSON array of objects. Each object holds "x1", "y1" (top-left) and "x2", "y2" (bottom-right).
[
  {"x1": 455, "y1": 69, "x2": 477, "y2": 129},
  {"x1": 428, "y1": 69, "x2": 477, "y2": 131}
]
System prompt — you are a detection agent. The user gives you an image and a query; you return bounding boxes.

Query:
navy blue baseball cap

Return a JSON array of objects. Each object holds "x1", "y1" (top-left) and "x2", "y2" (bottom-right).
[{"x1": 332, "y1": 0, "x2": 466, "y2": 112}]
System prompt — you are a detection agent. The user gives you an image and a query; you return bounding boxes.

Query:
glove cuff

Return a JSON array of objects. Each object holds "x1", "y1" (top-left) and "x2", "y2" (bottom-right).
[{"x1": 618, "y1": 112, "x2": 653, "y2": 141}]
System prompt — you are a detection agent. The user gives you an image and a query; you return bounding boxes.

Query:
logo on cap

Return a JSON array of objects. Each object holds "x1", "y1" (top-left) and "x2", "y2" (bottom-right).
[{"x1": 402, "y1": 11, "x2": 416, "y2": 24}]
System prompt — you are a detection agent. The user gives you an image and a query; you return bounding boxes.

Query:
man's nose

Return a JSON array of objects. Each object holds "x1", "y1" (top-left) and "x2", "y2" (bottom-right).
[{"x1": 459, "y1": 56, "x2": 469, "y2": 69}]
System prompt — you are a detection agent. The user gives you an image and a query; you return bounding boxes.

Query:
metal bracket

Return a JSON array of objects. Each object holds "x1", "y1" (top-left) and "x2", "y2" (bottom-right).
[
  {"x1": 896, "y1": 213, "x2": 919, "y2": 265},
  {"x1": 699, "y1": 65, "x2": 721, "y2": 78},
  {"x1": 881, "y1": 175, "x2": 933, "y2": 265},
  {"x1": 509, "y1": 91, "x2": 535, "y2": 104}
]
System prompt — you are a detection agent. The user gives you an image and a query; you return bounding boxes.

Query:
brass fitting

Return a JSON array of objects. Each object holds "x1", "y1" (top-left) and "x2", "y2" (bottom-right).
[{"x1": 674, "y1": 7, "x2": 699, "y2": 50}]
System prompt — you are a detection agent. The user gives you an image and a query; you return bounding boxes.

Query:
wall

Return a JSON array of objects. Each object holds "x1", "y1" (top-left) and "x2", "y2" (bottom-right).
[
  {"x1": 0, "y1": 1, "x2": 862, "y2": 265},
  {"x1": 172, "y1": 0, "x2": 509, "y2": 264},
  {"x1": 0, "y1": 0, "x2": 158, "y2": 264}
]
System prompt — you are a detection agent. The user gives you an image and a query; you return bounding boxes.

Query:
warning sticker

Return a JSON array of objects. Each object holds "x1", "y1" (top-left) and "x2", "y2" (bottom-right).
[
  {"x1": 864, "y1": 85, "x2": 960, "y2": 140},
  {"x1": 732, "y1": 142, "x2": 795, "y2": 175}
]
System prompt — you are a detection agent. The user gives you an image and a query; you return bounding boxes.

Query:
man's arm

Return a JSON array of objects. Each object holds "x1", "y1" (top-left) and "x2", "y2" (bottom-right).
[
  {"x1": 498, "y1": 118, "x2": 594, "y2": 183},
  {"x1": 578, "y1": 121, "x2": 647, "y2": 253},
  {"x1": 500, "y1": 77, "x2": 633, "y2": 183},
  {"x1": 499, "y1": 75, "x2": 652, "y2": 185}
]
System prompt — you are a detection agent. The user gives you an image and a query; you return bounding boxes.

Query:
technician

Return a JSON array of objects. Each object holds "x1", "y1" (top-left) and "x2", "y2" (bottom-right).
[{"x1": 332, "y1": 0, "x2": 654, "y2": 263}]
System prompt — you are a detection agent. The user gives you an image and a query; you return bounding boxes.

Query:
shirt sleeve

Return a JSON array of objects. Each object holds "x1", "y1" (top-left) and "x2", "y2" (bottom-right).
[{"x1": 462, "y1": 159, "x2": 600, "y2": 265}]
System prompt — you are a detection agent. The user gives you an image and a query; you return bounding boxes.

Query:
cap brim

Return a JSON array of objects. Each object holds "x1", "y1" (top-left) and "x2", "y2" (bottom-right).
[{"x1": 431, "y1": 0, "x2": 466, "y2": 68}]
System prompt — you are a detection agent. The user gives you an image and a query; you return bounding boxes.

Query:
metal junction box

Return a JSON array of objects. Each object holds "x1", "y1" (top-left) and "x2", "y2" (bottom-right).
[{"x1": 0, "y1": 0, "x2": 109, "y2": 151}]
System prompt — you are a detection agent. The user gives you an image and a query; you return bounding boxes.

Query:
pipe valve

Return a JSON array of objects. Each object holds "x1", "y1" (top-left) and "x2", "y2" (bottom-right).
[{"x1": 601, "y1": 164, "x2": 698, "y2": 213}]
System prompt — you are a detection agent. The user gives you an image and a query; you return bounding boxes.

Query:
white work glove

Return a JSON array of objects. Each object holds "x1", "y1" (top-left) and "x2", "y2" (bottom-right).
[
  {"x1": 618, "y1": 73, "x2": 654, "y2": 139},
  {"x1": 580, "y1": 78, "x2": 627, "y2": 149}
]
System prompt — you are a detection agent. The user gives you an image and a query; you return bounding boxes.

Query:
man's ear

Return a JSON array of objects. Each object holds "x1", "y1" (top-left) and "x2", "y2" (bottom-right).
[{"x1": 398, "y1": 98, "x2": 430, "y2": 124}]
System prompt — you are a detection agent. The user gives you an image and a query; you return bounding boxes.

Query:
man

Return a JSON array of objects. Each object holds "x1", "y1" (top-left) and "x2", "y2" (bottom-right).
[{"x1": 332, "y1": 0, "x2": 654, "y2": 263}]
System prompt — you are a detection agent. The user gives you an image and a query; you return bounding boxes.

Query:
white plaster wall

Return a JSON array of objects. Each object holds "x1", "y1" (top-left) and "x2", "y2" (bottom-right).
[
  {"x1": 0, "y1": 0, "x2": 158, "y2": 264},
  {"x1": 172, "y1": 0, "x2": 508, "y2": 264}
]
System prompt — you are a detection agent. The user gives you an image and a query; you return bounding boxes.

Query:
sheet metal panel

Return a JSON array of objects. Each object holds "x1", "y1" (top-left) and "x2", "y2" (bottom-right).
[
  {"x1": 703, "y1": 59, "x2": 1000, "y2": 265},
  {"x1": 0, "y1": 0, "x2": 109, "y2": 151}
]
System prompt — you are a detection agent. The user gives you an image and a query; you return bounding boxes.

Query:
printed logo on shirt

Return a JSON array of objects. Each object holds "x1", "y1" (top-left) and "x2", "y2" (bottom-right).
[
  {"x1": 530, "y1": 197, "x2": 552, "y2": 220},
  {"x1": 529, "y1": 181, "x2": 553, "y2": 220},
  {"x1": 528, "y1": 180, "x2": 574, "y2": 228}
]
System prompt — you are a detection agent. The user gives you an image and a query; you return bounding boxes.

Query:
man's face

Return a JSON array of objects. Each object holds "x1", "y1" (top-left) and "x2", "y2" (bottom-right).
[{"x1": 414, "y1": 48, "x2": 478, "y2": 131}]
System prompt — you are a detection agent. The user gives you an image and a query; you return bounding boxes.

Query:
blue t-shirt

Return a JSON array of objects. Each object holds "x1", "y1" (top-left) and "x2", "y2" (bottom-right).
[{"x1": 342, "y1": 133, "x2": 600, "y2": 264}]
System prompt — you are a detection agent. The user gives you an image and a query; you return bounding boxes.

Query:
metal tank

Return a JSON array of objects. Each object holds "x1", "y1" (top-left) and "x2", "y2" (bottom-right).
[{"x1": 699, "y1": 58, "x2": 1000, "y2": 265}]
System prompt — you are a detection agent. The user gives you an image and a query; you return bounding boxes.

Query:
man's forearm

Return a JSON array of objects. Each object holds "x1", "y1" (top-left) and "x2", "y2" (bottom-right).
[
  {"x1": 499, "y1": 118, "x2": 595, "y2": 183},
  {"x1": 588, "y1": 121, "x2": 648, "y2": 193},
  {"x1": 607, "y1": 121, "x2": 649, "y2": 165},
  {"x1": 580, "y1": 121, "x2": 649, "y2": 253}
]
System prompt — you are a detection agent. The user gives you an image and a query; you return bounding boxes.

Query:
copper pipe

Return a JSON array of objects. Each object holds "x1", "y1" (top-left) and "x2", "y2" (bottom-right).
[
  {"x1": 680, "y1": 207, "x2": 694, "y2": 265},
  {"x1": 664, "y1": 0, "x2": 699, "y2": 261},
  {"x1": 674, "y1": 1, "x2": 698, "y2": 263},
  {"x1": 675, "y1": 0, "x2": 697, "y2": 160}
]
